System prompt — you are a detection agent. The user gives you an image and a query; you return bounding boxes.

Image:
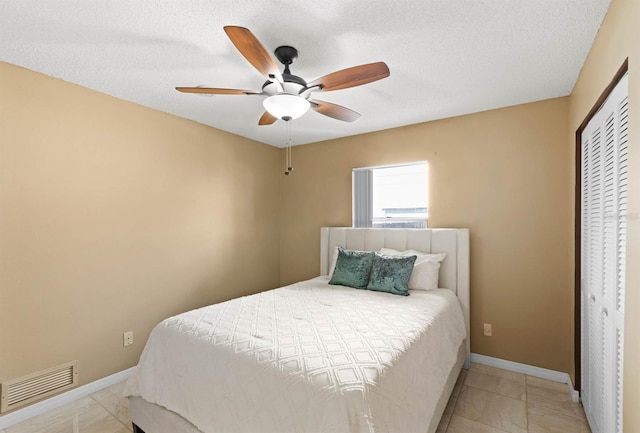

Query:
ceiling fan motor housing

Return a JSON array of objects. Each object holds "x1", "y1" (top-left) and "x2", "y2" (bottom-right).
[
  {"x1": 262, "y1": 45, "x2": 308, "y2": 97},
  {"x1": 262, "y1": 79, "x2": 306, "y2": 96}
]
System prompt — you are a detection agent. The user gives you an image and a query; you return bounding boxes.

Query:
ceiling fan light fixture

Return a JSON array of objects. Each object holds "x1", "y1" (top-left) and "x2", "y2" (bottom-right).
[{"x1": 263, "y1": 94, "x2": 310, "y2": 120}]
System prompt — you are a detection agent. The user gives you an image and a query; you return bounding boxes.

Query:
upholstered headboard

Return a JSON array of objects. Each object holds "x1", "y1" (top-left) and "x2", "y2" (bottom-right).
[{"x1": 320, "y1": 227, "x2": 470, "y2": 366}]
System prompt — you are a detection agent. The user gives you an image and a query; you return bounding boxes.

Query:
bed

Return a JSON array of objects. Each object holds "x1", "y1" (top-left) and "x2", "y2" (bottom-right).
[{"x1": 125, "y1": 227, "x2": 470, "y2": 433}]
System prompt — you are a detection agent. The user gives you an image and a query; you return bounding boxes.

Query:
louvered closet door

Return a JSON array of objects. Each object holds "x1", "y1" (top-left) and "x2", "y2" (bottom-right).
[{"x1": 581, "y1": 73, "x2": 628, "y2": 433}]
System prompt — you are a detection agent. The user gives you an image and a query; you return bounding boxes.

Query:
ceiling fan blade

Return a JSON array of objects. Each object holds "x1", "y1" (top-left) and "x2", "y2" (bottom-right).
[
  {"x1": 258, "y1": 111, "x2": 278, "y2": 126},
  {"x1": 308, "y1": 62, "x2": 390, "y2": 92},
  {"x1": 176, "y1": 87, "x2": 260, "y2": 95},
  {"x1": 223, "y1": 26, "x2": 283, "y2": 82},
  {"x1": 310, "y1": 100, "x2": 361, "y2": 122}
]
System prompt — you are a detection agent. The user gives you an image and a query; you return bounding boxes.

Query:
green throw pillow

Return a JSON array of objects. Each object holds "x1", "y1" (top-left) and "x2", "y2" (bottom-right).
[
  {"x1": 329, "y1": 248, "x2": 375, "y2": 289},
  {"x1": 366, "y1": 253, "x2": 417, "y2": 296}
]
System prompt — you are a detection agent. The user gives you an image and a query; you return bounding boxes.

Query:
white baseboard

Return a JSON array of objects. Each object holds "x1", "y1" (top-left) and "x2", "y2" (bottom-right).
[
  {"x1": 470, "y1": 353, "x2": 580, "y2": 403},
  {"x1": 0, "y1": 367, "x2": 135, "y2": 429}
]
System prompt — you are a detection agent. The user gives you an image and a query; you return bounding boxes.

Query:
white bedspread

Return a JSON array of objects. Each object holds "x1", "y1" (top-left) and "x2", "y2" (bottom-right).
[{"x1": 124, "y1": 277, "x2": 466, "y2": 433}]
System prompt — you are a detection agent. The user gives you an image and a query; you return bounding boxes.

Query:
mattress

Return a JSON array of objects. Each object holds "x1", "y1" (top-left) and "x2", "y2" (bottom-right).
[{"x1": 124, "y1": 276, "x2": 467, "y2": 433}]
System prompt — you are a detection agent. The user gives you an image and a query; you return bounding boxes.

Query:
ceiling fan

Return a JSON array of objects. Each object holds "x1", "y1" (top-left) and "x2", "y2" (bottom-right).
[{"x1": 176, "y1": 26, "x2": 390, "y2": 126}]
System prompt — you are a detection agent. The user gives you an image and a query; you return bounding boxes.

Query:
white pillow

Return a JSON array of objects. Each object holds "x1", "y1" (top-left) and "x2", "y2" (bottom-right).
[
  {"x1": 328, "y1": 245, "x2": 340, "y2": 277},
  {"x1": 379, "y1": 248, "x2": 446, "y2": 291}
]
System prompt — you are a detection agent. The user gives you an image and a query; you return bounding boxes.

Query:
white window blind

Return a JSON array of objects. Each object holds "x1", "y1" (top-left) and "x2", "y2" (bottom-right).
[{"x1": 353, "y1": 169, "x2": 373, "y2": 228}]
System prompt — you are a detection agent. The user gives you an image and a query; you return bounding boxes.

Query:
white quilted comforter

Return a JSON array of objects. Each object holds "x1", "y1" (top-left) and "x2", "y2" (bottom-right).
[{"x1": 124, "y1": 277, "x2": 466, "y2": 433}]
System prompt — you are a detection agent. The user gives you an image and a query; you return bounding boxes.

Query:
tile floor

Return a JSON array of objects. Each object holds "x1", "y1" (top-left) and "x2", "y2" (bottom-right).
[
  {"x1": 3, "y1": 363, "x2": 591, "y2": 433},
  {"x1": 4, "y1": 381, "x2": 131, "y2": 433},
  {"x1": 436, "y1": 363, "x2": 591, "y2": 433}
]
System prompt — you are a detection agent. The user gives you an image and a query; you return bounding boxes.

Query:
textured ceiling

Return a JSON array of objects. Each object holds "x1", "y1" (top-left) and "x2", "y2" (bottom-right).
[{"x1": 0, "y1": 0, "x2": 610, "y2": 147}]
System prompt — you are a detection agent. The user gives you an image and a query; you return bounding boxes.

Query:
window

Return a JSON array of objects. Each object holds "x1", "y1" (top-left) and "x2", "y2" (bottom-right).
[{"x1": 353, "y1": 162, "x2": 428, "y2": 228}]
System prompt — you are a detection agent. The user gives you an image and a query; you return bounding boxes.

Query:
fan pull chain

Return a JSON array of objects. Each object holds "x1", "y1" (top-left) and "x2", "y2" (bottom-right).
[{"x1": 284, "y1": 117, "x2": 293, "y2": 175}]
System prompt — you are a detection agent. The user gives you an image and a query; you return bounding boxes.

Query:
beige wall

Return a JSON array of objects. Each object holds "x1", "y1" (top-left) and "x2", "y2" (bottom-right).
[
  {"x1": 0, "y1": 62, "x2": 281, "y2": 392},
  {"x1": 279, "y1": 98, "x2": 573, "y2": 373},
  {"x1": 568, "y1": 0, "x2": 640, "y2": 430}
]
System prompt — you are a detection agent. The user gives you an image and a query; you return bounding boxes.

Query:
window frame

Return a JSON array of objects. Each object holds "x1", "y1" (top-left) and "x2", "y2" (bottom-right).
[{"x1": 352, "y1": 161, "x2": 428, "y2": 229}]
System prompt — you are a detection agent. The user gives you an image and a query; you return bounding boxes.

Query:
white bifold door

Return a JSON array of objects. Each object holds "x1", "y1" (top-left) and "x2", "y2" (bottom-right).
[{"x1": 580, "y1": 72, "x2": 628, "y2": 433}]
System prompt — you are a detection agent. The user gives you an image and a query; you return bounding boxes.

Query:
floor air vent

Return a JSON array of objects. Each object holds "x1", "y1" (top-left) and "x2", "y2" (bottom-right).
[{"x1": 1, "y1": 360, "x2": 78, "y2": 413}]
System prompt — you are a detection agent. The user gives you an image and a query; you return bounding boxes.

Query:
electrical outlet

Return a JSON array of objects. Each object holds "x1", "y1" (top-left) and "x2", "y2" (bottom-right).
[
  {"x1": 123, "y1": 331, "x2": 134, "y2": 347},
  {"x1": 483, "y1": 323, "x2": 492, "y2": 336}
]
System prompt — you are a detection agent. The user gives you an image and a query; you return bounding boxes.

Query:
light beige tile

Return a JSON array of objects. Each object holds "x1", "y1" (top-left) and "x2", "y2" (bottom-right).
[
  {"x1": 454, "y1": 386, "x2": 527, "y2": 433},
  {"x1": 528, "y1": 403, "x2": 591, "y2": 433},
  {"x1": 446, "y1": 415, "x2": 512, "y2": 433},
  {"x1": 5, "y1": 397, "x2": 96, "y2": 432},
  {"x1": 6, "y1": 397, "x2": 128, "y2": 433},
  {"x1": 465, "y1": 363, "x2": 526, "y2": 400},
  {"x1": 526, "y1": 376, "x2": 585, "y2": 418},
  {"x1": 91, "y1": 384, "x2": 132, "y2": 429}
]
